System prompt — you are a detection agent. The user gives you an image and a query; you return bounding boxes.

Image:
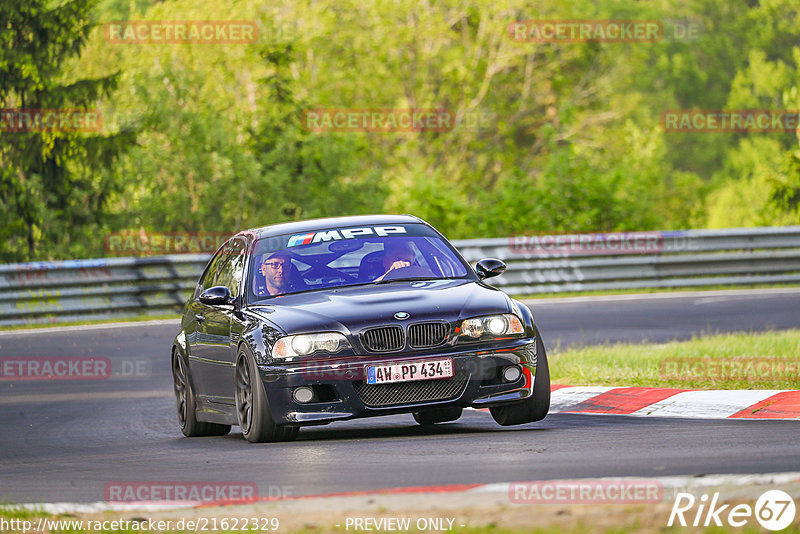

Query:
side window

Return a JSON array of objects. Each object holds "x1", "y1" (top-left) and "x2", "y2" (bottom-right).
[
  {"x1": 196, "y1": 246, "x2": 230, "y2": 297},
  {"x1": 214, "y1": 239, "x2": 245, "y2": 297}
]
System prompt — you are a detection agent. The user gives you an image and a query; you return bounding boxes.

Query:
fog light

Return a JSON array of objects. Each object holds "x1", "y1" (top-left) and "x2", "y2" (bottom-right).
[
  {"x1": 293, "y1": 386, "x2": 314, "y2": 404},
  {"x1": 503, "y1": 366, "x2": 522, "y2": 382}
]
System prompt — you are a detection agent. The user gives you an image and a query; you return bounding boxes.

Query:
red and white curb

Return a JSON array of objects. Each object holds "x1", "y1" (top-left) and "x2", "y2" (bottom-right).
[{"x1": 547, "y1": 385, "x2": 800, "y2": 420}]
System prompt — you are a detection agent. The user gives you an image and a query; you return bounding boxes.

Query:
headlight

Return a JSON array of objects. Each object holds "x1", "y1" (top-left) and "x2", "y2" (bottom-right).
[
  {"x1": 272, "y1": 332, "x2": 350, "y2": 359},
  {"x1": 458, "y1": 314, "x2": 524, "y2": 340}
]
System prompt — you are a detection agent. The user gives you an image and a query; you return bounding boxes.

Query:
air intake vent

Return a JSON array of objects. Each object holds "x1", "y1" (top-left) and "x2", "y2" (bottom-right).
[
  {"x1": 361, "y1": 326, "x2": 405, "y2": 352},
  {"x1": 353, "y1": 374, "x2": 468, "y2": 407},
  {"x1": 408, "y1": 322, "x2": 449, "y2": 348}
]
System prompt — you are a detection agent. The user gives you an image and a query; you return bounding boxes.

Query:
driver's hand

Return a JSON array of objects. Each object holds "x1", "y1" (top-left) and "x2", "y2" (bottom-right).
[
  {"x1": 388, "y1": 260, "x2": 411, "y2": 271},
  {"x1": 374, "y1": 260, "x2": 411, "y2": 282}
]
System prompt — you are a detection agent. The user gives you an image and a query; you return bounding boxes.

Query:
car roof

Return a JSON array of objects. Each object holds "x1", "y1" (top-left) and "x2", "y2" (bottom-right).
[{"x1": 237, "y1": 214, "x2": 427, "y2": 240}]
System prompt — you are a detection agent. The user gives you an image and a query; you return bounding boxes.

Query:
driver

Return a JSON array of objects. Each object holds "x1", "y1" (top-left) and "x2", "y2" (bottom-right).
[
  {"x1": 374, "y1": 241, "x2": 416, "y2": 282},
  {"x1": 256, "y1": 252, "x2": 294, "y2": 296}
]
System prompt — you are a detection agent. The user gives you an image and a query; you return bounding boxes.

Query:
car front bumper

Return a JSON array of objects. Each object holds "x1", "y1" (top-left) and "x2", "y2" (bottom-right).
[{"x1": 257, "y1": 339, "x2": 538, "y2": 425}]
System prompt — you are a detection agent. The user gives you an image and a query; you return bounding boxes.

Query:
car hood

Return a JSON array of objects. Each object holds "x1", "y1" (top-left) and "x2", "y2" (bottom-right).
[{"x1": 248, "y1": 279, "x2": 512, "y2": 335}]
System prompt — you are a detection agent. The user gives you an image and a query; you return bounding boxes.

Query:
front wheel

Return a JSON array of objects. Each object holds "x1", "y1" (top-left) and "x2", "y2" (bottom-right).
[
  {"x1": 235, "y1": 347, "x2": 299, "y2": 443},
  {"x1": 172, "y1": 351, "x2": 230, "y2": 437},
  {"x1": 490, "y1": 333, "x2": 550, "y2": 426}
]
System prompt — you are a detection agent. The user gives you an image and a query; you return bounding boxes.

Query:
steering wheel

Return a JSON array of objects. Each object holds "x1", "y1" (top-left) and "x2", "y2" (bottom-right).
[{"x1": 379, "y1": 265, "x2": 435, "y2": 281}]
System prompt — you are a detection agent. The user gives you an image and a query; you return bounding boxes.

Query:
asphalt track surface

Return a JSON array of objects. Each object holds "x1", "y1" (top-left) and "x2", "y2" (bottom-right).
[{"x1": 0, "y1": 289, "x2": 798, "y2": 504}]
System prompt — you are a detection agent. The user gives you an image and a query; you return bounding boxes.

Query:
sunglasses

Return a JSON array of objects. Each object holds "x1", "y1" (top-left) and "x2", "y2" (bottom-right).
[{"x1": 262, "y1": 261, "x2": 289, "y2": 269}]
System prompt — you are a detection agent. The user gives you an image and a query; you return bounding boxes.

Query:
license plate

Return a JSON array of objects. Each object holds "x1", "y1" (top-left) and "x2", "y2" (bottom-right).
[{"x1": 366, "y1": 358, "x2": 454, "y2": 385}]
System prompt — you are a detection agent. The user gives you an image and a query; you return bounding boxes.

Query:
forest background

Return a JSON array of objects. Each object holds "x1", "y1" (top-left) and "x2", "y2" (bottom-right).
[{"x1": 1, "y1": 0, "x2": 799, "y2": 261}]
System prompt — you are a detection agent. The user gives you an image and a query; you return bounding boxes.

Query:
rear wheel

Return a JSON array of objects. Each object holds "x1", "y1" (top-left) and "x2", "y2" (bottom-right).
[
  {"x1": 235, "y1": 347, "x2": 299, "y2": 443},
  {"x1": 490, "y1": 333, "x2": 550, "y2": 426},
  {"x1": 413, "y1": 407, "x2": 463, "y2": 425},
  {"x1": 172, "y1": 351, "x2": 230, "y2": 437}
]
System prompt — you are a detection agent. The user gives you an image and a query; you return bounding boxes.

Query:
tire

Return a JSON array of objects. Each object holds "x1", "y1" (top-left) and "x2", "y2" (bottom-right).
[
  {"x1": 490, "y1": 332, "x2": 550, "y2": 426},
  {"x1": 235, "y1": 347, "x2": 299, "y2": 443},
  {"x1": 413, "y1": 407, "x2": 463, "y2": 426},
  {"x1": 172, "y1": 351, "x2": 231, "y2": 437}
]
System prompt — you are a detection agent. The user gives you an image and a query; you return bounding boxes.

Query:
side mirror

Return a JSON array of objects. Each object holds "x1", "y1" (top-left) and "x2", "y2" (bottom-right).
[
  {"x1": 475, "y1": 258, "x2": 506, "y2": 280},
  {"x1": 199, "y1": 286, "x2": 233, "y2": 305}
]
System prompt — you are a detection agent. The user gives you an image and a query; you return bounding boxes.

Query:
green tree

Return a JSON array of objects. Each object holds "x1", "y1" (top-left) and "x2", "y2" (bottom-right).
[
  {"x1": 6, "y1": 0, "x2": 799, "y2": 262},
  {"x1": 0, "y1": 0, "x2": 135, "y2": 261},
  {"x1": 248, "y1": 30, "x2": 385, "y2": 225}
]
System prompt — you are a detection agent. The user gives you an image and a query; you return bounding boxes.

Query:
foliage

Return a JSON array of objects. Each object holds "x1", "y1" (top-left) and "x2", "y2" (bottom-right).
[
  {"x1": 2, "y1": 0, "x2": 800, "y2": 261},
  {"x1": 0, "y1": 0, "x2": 136, "y2": 262}
]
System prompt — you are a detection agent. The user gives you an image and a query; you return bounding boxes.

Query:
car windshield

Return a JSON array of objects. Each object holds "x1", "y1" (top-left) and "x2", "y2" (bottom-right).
[{"x1": 249, "y1": 223, "x2": 471, "y2": 300}]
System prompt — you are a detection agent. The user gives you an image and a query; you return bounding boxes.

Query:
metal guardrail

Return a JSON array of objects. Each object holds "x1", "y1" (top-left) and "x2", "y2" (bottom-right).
[
  {"x1": 0, "y1": 255, "x2": 209, "y2": 326},
  {"x1": 452, "y1": 226, "x2": 800, "y2": 294},
  {"x1": 1, "y1": 227, "x2": 799, "y2": 326}
]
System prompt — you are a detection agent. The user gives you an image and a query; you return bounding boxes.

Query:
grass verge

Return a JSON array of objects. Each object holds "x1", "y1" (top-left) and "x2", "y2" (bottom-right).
[
  {"x1": 0, "y1": 504, "x2": 49, "y2": 519},
  {"x1": 549, "y1": 329, "x2": 800, "y2": 389}
]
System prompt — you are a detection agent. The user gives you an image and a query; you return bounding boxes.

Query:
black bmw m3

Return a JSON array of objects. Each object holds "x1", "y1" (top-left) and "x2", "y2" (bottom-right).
[{"x1": 171, "y1": 215, "x2": 550, "y2": 442}]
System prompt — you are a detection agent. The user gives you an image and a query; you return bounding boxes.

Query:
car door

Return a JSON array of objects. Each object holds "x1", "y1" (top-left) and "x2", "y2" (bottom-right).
[
  {"x1": 186, "y1": 245, "x2": 229, "y2": 402},
  {"x1": 204, "y1": 238, "x2": 247, "y2": 403},
  {"x1": 191, "y1": 238, "x2": 246, "y2": 405}
]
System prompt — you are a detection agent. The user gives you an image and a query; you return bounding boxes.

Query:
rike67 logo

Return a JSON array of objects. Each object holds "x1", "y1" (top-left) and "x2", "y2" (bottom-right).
[{"x1": 668, "y1": 490, "x2": 796, "y2": 531}]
